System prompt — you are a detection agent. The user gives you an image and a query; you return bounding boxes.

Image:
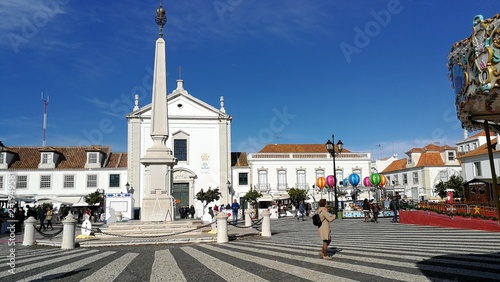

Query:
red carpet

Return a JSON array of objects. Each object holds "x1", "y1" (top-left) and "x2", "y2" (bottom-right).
[{"x1": 399, "y1": 210, "x2": 500, "y2": 232}]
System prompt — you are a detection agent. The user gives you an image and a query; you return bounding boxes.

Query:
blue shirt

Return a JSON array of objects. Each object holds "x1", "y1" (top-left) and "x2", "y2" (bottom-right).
[{"x1": 231, "y1": 202, "x2": 240, "y2": 213}]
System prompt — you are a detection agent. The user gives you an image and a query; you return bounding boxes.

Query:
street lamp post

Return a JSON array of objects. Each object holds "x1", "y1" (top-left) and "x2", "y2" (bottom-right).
[{"x1": 326, "y1": 135, "x2": 343, "y2": 216}]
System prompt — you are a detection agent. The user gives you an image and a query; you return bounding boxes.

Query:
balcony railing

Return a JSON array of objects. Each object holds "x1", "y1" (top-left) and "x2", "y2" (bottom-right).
[
  {"x1": 249, "y1": 152, "x2": 370, "y2": 159},
  {"x1": 256, "y1": 183, "x2": 270, "y2": 193},
  {"x1": 276, "y1": 183, "x2": 288, "y2": 192},
  {"x1": 295, "y1": 183, "x2": 308, "y2": 190}
]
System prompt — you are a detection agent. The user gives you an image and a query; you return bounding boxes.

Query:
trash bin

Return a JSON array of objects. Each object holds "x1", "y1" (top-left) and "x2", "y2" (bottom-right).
[{"x1": 336, "y1": 210, "x2": 343, "y2": 220}]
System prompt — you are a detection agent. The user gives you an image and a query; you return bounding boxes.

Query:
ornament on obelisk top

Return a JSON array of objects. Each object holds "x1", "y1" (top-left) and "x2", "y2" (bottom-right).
[{"x1": 155, "y1": 2, "x2": 167, "y2": 38}]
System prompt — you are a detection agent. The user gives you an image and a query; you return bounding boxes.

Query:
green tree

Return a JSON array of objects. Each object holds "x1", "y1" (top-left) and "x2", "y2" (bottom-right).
[
  {"x1": 287, "y1": 188, "x2": 307, "y2": 206},
  {"x1": 195, "y1": 187, "x2": 221, "y2": 203},
  {"x1": 434, "y1": 175, "x2": 465, "y2": 199},
  {"x1": 84, "y1": 190, "x2": 104, "y2": 206},
  {"x1": 242, "y1": 186, "x2": 263, "y2": 208}
]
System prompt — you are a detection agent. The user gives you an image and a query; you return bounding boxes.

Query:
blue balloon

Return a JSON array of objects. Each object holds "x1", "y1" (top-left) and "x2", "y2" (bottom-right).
[
  {"x1": 342, "y1": 178, "x2": 350, "y2": 187},
  {"x1": 349, "y1": 174, "x2": 360, "y2": 187}
]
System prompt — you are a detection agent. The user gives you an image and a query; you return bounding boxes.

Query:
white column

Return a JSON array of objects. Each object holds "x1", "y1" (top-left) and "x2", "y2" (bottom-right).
[
  {"x1": 244, "y1": 210, "x2": 252, "y2": 227},
  {"x1": 61, "y1": 213, "x2": 77, "y2": 249},
  {"x1": 261, "y1": 210, "x2": 271, "y2": 237},
  {"x1": 216, "y1": 212, "x2": 228, "y2": 243},
  {"x1": 22, "y1": 216, "x2": 37, "y2": 246}
]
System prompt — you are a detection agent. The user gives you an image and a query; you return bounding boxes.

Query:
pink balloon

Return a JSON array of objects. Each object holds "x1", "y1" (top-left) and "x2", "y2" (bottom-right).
[
  {"x1": 326, "y1": 175, "x2": 335, "y2": 187},
  {"x1": 363, "y1": 176, "x2": 372, "y2": 187}
]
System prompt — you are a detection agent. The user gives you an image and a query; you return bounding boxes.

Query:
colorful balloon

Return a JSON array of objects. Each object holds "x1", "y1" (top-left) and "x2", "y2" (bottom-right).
[
  {"x1": 363, "y1": 176, "x2": 372, "y2": 187},
  {"x1": 370, "y1": 173, "x2": 381, "y2": 186},
  {"x1": 316, "y1": 177, "x2": 326, "y2": 189},
  {"x1": 349, "y1": 174, "x2": 360, "y2": 186},
  {"x1": 343, "y1": 178, "x2": 349, "y2": 187},
  {"x1": 379, "y1": 174, "x2": 386, "y2": 187},
  {"x1": 326, "y1": 175, "x2": 336, "y2": 188}
]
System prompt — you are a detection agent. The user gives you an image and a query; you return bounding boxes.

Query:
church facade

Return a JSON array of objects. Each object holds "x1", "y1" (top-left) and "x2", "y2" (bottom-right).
[{"x1": 126, "y1": 80, "x2": 232, "y2": 218}]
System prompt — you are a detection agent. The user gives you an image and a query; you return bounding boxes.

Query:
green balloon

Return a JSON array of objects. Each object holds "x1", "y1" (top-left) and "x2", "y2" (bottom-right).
[{"x1": 370, "y1": 173, "x2": 381, "y2": 186}]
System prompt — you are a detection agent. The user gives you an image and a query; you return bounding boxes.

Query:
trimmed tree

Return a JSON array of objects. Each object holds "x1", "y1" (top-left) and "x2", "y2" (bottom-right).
[
  {"x1": 287, "y1": 188, "x2": 307, "y2": 207},
  {"x1": 434, "y1": 175, "x2": 465, "y2": 200},
  {"x1": 243, "y1": 186, "x2": 263, "y2": 217},
  {"x1": 84, "y1": 190, "x2": 104, "y2": 207}
]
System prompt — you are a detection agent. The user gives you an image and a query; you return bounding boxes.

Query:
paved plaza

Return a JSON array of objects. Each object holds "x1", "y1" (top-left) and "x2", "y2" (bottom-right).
[{"x1": 1, "y1": 217, "x2": 500, "y2": 281}]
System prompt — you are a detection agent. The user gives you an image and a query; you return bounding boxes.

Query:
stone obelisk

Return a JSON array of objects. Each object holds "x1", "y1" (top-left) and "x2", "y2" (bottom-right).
[{"x1": 140, "y1": 3, "x2": 177, "y2": 221}]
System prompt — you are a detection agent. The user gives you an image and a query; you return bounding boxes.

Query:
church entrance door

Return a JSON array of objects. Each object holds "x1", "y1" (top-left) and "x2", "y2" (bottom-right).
[{"x1": 173, "y1": 183, "x2": 189, "y2": 219}]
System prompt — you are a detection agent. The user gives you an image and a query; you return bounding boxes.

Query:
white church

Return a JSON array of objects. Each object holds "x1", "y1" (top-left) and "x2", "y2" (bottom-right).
[{"x1": 125, "y1": 4, "x2": 232, "y2": 221}]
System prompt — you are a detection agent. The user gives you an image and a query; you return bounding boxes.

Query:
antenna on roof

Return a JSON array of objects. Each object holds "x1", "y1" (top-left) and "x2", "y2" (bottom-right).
[{"x1": 42, "y1": 92, "x2": 49, "y2": 147}]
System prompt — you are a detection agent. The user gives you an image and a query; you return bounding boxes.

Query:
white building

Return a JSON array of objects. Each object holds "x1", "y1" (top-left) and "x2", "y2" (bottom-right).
[
  {"x1": 245, "y1": 144, "x2": 372, "y2": 205},
  {"x1": 381, "y1": 144, "x2": 461, "y2": 201},
  {"x1": 0, "y1": 145, "x2": 127, "y2": 209},
  {"x1": 126, "y1": 80, "x2": 232, "y2": 218}
]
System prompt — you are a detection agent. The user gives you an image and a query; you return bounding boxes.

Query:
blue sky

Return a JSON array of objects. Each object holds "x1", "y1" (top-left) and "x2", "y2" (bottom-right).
[{"x1": 1, "y1": 0, "x2": 497, "y2": 159}]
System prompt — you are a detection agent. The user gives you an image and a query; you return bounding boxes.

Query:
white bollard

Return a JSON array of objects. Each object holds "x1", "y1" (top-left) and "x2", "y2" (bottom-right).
[
  {"x1": 22, "y1": 216, "x2": 37, "y2": 246},
  {"x1": 261, "y1": 210, "x2": 271, "y2": 237},
  {"x1": 216, "y1": 212, "x2": 228, "y2": 243},
  {"x1": 244, "y1": 210, "x2": 252, "y2": 227},
  {"x1": 61, "y1": 213, "x2": 77, "y2": 249}
]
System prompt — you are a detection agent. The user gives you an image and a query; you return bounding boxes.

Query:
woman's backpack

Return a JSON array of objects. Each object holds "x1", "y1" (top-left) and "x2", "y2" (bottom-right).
[{"x1": 312, "y1": 210, "x2": 323, "y2": 228}]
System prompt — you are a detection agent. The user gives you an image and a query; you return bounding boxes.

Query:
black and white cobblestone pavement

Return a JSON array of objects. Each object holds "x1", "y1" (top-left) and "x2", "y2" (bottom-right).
[{"x1": 1, "y1": 217, "x2": 500, "y2": 281}]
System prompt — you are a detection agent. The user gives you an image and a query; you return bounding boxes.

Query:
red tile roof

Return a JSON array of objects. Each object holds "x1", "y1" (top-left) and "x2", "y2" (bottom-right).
[
  {"x1": 2, "y1": 146, "x2": 127, "y2": 170},
  {"x1": 406, "y1": 143, "x2": 455, "y2": 153},
  {"x1": 258, "y1": 144, "x2": 351, "y2": 153},
  {"x1": 416, "y1": 152, "x2": 445, "y2": 167},
  {"x1": 382, "y1": 159, "x2": 407, "y2": 173}
]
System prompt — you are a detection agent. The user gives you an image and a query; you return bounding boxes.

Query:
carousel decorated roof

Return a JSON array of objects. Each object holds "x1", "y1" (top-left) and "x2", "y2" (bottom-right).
[{"x1": 449, "y1": 13, "x2": 500, "y2": 132}]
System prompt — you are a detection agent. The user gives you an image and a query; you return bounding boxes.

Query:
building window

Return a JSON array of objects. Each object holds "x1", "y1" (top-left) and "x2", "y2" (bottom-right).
[
  {"x1": 466, "y1": 144, "x2": 470, "y2": 152},
  {"x1": 174, "y1": 139, "x2": 187, "y2": 161},
  {"x1": 40, "y1": 175, "x2": 51, "y2": 189},
  {"x1": 407, "y1": 156, "x2": 412, "y2": 164},
  {"x1": 87, "y1": 174, "x2": 98, "y2": 188},
  {"x1": 402, "y1": 174, "x2": 408, "y2": 185},
  {"x1": 0, "y1": 175, "x2": 3, "y2": 189},
  {"x1": 64, "y1": 175, "x2": 75, "y2": 188},
  {"x1": 0, "y1": 153, "x2": 4, "y2": 164},
  {"x1": 412, "y1": 172, "x2": 418, "y2": 184},
  {"x1": 393, "y1": 175, "x2": 399, "y2": 185},
  {"x1": 17, "y1": 175, "x2": 27, "y2": 189},
  {"x1": 296, "y1": 169, "x2": 306, "y2": 189},
  {"x1": 352, "y1": 169, "x2": 362, "y2": 181},
  {"x1": 459, "y1": 146, "x2": 463, "y2": 152},
  {"x1": 88, "y1": 153, "x2": 98, "y2": 164},
  {"x1": 109, "y1": 174, "x2": 120, "y2": 188},
  {"x1": 277, "y1": 170, "x2": 287, "y2": 191},
  {"x1": 257, "y1": 170, "x2": 268, "y2": 191},
  {"x1": 448, "y1": 151, "x2": 455, "y2": 161},
  {"x1": 238, "y1": 173, "x2": 248, "y2": 185},
  {"x1": 315, "y1": 169, "x2": 325, "y2": 179},
  {"x1": 335, "y1": 169, "x2": 343, "y2": 186},
  {"x1": 41, "y1": 153, "x2": 52, "y2": 164},
  {"x1": 474, "y1": 162, "x2": 482, "y2": 176}
]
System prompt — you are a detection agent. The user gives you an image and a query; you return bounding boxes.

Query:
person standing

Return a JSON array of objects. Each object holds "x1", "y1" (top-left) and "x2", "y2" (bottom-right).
[
  {"x1": 45, "y1": 207, "x2": 54, "y2": 230},
  {"x1": 390, "y1": 196, "x2": 400, "y2": 223},
  {"x1": 38, "y1": 207, "x2": 46, "y2": 231},
  {"x1": 362, "y1": 198, "x2": 370, "y2": 223},
  {"x1": 317, "y1": 199, "x2": 336, "y2": 260},
  {"x1": 370, "y1": 200, "x2": 380, "y2": 223},
  {"x1": 231, "y1": 199, "x2": 240, "y2": 223},
  {"x1": 298, "y1": 201, "x2": 305, "y2": 221},
  {"x1": 189, "y1": 205, "x2": 195, "y2": 219}
]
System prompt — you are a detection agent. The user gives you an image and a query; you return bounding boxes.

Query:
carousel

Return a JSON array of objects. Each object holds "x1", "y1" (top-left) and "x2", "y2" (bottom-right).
[{"x1": 448, "y1": 13, "x2": 500, "y2": 221}]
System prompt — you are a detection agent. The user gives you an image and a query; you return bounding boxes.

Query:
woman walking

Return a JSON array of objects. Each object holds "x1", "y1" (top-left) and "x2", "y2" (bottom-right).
[
  {"x1": 317, "y1": 199, "x2": 336, "y2": 260},
  {"x1": 45, "y1": 207, "x2": 54, "y2": 230}
]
